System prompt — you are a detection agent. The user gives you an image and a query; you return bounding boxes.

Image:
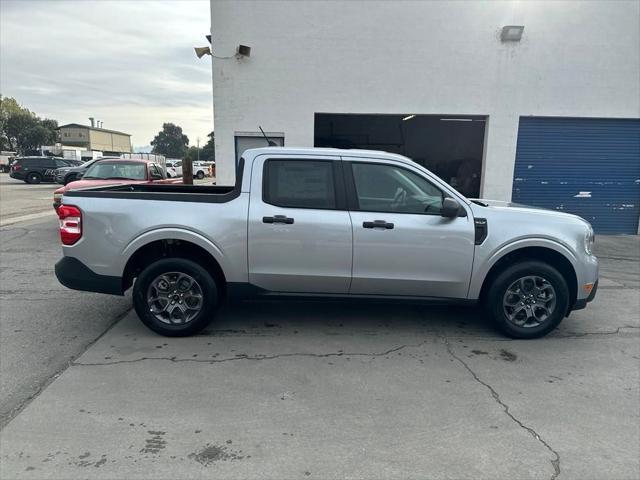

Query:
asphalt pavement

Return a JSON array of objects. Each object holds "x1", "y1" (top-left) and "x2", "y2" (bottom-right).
[
  {"x1": 0, "y1": 174, "x2": 59, "y2": 225},
  {"x1": 0, "y1": 217, "x2": 638, "y2": 479},
  {"x1": 0, "y1": 217, "x2": 131, "y2": 428}
]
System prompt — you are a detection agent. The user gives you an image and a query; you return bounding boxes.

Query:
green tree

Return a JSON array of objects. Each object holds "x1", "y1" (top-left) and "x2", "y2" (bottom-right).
[
  {"x1": 0, "y1": 96, "x2": 59, "y2": 153},
  {"x1": 150, "y1": 123, "x2": 189, "y2": 158},
  {"x1": 22, "y1": 124, "x2": 57, "y2": 151},
  {"x1": 200, "y1": 131, "x2": 215, "y2": 161},
  {"x1": 184, "y1": 145, "x2": 201, "y2": 163}
]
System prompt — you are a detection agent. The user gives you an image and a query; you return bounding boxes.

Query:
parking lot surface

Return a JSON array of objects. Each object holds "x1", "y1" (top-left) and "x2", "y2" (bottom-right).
[
  {"x1": 0, "y1": 174, "x2": 58, "y2": 225},
  {"x1": 0, "y1": 218, "x2": 131, "y2": 428},
  {"x1": 0, "y1": 223, "x2": 638, "y2": 479}
]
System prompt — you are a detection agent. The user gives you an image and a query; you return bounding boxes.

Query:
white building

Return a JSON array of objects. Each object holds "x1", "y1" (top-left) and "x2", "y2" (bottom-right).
[{"x1": 210, "y1": 0, "x2": 640, "y2": 233}]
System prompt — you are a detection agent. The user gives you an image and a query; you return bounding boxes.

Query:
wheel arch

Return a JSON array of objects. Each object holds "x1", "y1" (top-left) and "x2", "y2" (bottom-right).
[
  {"x1": 121, "y1": 230, "x2": 228, "y2": 296},
  {"x1": 477, "y1": 244, "x2": 578, "y2": 312}
]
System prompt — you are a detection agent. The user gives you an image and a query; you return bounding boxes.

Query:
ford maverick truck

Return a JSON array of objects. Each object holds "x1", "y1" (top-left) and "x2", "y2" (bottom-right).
[{"x1": 55, "y1": 147, "x2": 598, "y2": 338}]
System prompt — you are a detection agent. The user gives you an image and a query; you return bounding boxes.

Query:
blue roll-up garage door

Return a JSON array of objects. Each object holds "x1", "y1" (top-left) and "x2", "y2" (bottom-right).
[{"x1": 512, "y1": 117, "x2": 640, "y2": 234}]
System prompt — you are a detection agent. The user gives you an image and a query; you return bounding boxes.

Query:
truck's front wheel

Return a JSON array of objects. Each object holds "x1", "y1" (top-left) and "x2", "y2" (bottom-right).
[
  {"x1": 133, "y1": 258, "x2": 218, "y2": 336},
  {"x1": 485, "y1": 260, "x2": 569, "y2": 339}
]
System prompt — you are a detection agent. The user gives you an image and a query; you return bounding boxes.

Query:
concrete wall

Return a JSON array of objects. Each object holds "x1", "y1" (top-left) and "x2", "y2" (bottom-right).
[
  {"x1": 59, "y1": 127, "x2": 90, "y2": 146},
  {"x1": 88, "y1": 130, "x2": 132, "y2": 153},
  {"x1": 210, "y1": 0, "x2": 640, "y2": 197},
  {"x1": 58, "y1": 127, "x2": 132, "y2": 153}
]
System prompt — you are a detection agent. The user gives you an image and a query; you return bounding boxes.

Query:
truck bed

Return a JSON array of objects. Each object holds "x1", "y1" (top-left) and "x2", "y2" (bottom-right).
[{"x1": 63, "y1": 182, "x2": 239, "y2": 203}]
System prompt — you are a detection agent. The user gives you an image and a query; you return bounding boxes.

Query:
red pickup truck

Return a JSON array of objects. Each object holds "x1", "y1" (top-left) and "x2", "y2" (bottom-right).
[{"x1": 53, "y1": 158, "x2": 181, "y2": 210}]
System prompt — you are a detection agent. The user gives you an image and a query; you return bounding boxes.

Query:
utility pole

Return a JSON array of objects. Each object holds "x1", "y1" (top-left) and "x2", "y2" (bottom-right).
[{"x1": 197, "y1": 137, "x2": 200, "y2": 162}]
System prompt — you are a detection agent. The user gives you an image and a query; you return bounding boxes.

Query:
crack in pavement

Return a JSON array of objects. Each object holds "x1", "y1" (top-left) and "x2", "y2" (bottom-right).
[
  {"x1": 72, "y1": 340, "x2": 432, "y2": 366},
  {"x1": 71, "y1": 327, "x2": 639, "y2": 368},
  {"x1": 0, "y1": 306, "x2": 134, "y2": 430},
  {"x1": 554, "y1": 326, "x2": 640, "y2": 338},
  {"x1": 441, "y1": 335, "x2": 561, "y2": 480}
]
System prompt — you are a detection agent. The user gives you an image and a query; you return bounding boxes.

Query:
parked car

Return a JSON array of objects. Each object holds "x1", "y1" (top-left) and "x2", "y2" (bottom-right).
[
  {"x1": 168, "y1": 161, "x2": 207, "y2": 179},
  {"x1": 166, "y1": 160, "x2": 183, "y2": 178},
  {"x1": 55, "y1": 157, "x2": 117, "y2": 185},
  {"x1": 0, "y1": 151, "x2": 17, "y2": 173},
  {"x1": 9, "y1": 156, "x2": 82, "y2": 184},
  {"x1": 53, "y1": 158, "x2": 181, "y2": 210},
  {"x1": 54, "y1": 147, "x2": 598, "y2": 338},
  {"x1": 192, "y1": 161, "x2": 208, "y2": 179}
]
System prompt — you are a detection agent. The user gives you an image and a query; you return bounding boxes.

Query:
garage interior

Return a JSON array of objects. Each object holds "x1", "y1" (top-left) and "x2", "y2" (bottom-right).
[{"x1": 314, "y1": 113, "x2": 487, "y2": 198}]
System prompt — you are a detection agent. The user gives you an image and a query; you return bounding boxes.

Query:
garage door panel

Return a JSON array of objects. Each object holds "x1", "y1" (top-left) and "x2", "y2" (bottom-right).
[{"x1": 512, "y1": 117, "x2": 640, "y2": 234}]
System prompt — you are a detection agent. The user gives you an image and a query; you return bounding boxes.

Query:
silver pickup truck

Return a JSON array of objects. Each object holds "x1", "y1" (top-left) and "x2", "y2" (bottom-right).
[{"x1": 55, "y1": 147, "x2": 598, "y2": 338}]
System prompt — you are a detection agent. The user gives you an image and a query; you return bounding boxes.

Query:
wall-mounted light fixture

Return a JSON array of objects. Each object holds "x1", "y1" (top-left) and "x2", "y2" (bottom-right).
[
  {"x1": 501, "y1": 25, "x2": 524, "y2": 42},
  {"x1": 194, "y1": 46, "x2": 211, "y2": 58},
  {"x1": 236, "y1": 45, "x2": 251, "y2": 57},
  {"x1": 402, "y1": 114, "x2": 416, "y2": 121},
  {"x1": 194, "y1": 44, "x2": 251, "y2": 59}
]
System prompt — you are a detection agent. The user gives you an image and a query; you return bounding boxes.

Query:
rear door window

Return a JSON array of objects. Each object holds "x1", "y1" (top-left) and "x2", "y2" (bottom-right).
[
  {"x1": 55, "y1": 159, "x2": 71, "y2": 168},
  {"x1": 263, "y1": 160, "x2": 336, "y2": 209}
]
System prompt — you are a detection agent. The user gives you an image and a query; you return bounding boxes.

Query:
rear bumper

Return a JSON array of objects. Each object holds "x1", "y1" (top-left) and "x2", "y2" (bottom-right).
[
  {"x1": 55, "y1": 257, "x2": 123, "y2": 295},
  {"x1": 572, "y1": 279, "x2": 598, "y2": 311}
]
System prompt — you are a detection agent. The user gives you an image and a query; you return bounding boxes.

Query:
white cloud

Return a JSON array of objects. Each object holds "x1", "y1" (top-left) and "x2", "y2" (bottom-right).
[{"x1": 0, "y1": 0, "x2": 213, "y2": 148}]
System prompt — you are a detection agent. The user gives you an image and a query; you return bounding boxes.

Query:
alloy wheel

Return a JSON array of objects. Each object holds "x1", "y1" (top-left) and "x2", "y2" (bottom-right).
[
  {"x1": 502, "y1": 275, "x2": 557, "y2": 328},
  {"x1": 146, "y1": 272, "x2": 204, "y2": 325}
]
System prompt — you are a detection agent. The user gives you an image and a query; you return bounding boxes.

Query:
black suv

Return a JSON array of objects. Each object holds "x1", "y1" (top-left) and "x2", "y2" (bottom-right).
[{"x1": 9, "y1": 157, "x2": 82, "y2": 184}]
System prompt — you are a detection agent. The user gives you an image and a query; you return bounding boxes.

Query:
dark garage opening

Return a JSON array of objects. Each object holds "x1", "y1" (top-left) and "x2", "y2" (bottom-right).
[{"x1": 314, "y1": 113, "x2": 486, "y2": 197}]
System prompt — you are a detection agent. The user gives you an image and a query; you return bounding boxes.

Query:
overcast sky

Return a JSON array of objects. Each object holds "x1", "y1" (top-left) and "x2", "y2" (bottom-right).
[{"x1": 0, "y1": 0, "x2": 213, "y2": 150}]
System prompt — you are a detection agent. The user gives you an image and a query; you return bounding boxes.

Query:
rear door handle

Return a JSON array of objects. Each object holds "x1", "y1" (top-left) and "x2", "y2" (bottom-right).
[
  {"x1": 363, "y1": 220, "x2": 394, "y2": 229},
  {"x1": 263, "y1": 215, "x2": 294, "y2": 224}
]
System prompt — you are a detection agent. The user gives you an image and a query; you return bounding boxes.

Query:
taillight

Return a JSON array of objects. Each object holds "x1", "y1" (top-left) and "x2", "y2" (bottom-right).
[
  {"x1": 12, "y1": 163, "x2": 21, "y2": 171},
  {"x1": 58, "y1": 205, "x2": 82, "y2": 245}
]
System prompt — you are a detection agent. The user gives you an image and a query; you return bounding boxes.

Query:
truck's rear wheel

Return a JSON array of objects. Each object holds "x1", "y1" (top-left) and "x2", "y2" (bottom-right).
[
  {"x1": 133, "y1": 258, "x2": 218, "y2": 336},
  {"x1": 196, "y1": 170, "x2": 205, "y2": 179},
  {"x1": 485, "y1": 260, "x2": 569, "y2": 339}
]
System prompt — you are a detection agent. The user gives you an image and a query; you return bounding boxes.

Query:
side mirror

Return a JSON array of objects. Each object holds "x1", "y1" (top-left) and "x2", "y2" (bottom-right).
[
  {"x1": 76, "y1": 172, "x2": 84, "y2": 179},
  {"x1": 441, "y1": 197, "x2": 464, "y2": 218}
]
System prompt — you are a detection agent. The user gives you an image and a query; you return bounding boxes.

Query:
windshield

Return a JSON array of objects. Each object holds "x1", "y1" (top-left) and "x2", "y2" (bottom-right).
[{"x1": 83, "y1": 162, "x2": 146, "y2": 180}]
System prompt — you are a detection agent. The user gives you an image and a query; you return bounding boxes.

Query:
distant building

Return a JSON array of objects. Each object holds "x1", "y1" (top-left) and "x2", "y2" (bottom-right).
[
  {"x1": 40, "y1": 144, "x2": 103, "y2": 162},
  {"x1": 57, "y1": 123, "x2": 132, "y2": 155}
]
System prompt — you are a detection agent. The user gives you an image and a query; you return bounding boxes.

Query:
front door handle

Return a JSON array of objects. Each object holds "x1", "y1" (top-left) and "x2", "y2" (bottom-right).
[
  {"x1": 263, "y1": 215, "x2": 294, "y2": 224},
  {"x1": 363, "y1": 220, "x2": 394, "y2": 229}
]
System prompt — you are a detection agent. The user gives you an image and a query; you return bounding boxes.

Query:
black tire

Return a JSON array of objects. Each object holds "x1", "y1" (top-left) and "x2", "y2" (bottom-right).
[
  {"x1": 485, "y1": 260, "x2": 569, "y2": 339},
  {"x1": 26, "y1": 172, "x2": 42, "y2": 184},
  {"x1": 196, "y1": 170, "x2": 205, "y2": 179},
  {"x1": 133, "y1": 258, "x2": 219, "y2": 337},
  {"x1": 64, "y1": 174, "x2": 77, "y2": 185}
]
